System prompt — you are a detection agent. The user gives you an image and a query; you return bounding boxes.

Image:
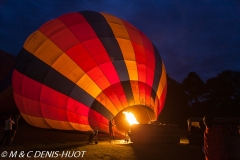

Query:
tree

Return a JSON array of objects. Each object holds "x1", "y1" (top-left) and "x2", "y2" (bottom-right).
[
  {"x1": 182, "y1": 72, "x2": 206, "y2": 107},
  {"x1": 206, "y1": 70, "x2": 240, "y2": 116}
]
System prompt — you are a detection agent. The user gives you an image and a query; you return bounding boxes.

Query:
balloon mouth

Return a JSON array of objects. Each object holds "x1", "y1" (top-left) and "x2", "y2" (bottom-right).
[
  {"x1": 113, "y1": 105, "x2": 155, "y2": 134},
  {"x1": 123, "y1": 111, "x2": 139, "y2": 126}
]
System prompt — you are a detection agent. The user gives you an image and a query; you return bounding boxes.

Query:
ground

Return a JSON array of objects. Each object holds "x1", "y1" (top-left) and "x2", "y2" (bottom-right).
[{"x1": 0, "y1": 122, "x2": 205, "y2": 160}]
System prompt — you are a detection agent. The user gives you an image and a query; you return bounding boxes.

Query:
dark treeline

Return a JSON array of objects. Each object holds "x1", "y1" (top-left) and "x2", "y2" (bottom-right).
[{"x1": 158, "y1": 70, "x2": 240, "y2": 129}]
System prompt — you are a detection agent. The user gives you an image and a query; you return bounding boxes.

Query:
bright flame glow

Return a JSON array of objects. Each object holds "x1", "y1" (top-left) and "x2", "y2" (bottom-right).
[{"x1": 123, "y1": 111, "x2": 139, "y2": 126}]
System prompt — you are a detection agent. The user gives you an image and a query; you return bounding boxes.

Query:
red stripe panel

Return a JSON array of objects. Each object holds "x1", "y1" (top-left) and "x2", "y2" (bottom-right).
[
  {"x1": 12, "y1": 70, "x2": 24, "y2": 95},
  {"x1": 81, "y1": 38, "x2": 110, "y2": 65},
  {"x1": 89, "y1": 118, "x2": 109, "y2": 132},
  {"x1": 87, "y1": 66, "x2": 110, "y2": 90},
  {"x1": 59, "y1": 13, "x2": 120, "y2": 86},
  {"x1": 139, "y1": 31, "x2": 155, "y2": 70},
  {"x1": 88, "y1": 110, "x2": 109, "y2": 129},
  {"x1": 12, "y1": 70, "x2": 42, "y2": 117},
  {"x1": 13, "y1": 93, "x2": 24, "y2": 113},
  {"x1": 139, "y1": 31, "x2": 155, "y2": 87},
  {"x1": 99, "y1": 62, "x2": 120, "y2": 85},
  {"x1": 112, "y1": 83, "x2": 129, "y2": 108},
  {"x1": 132, "y1": 42, "x2": 146, "y2": 64},
  {"x1": 67, "y1": 112, "x2": 88, "y2": 125},
  {"x1": 122, "y1": 20, "x2": 143, "y2": 45},
  {"x1": 146, "y1": 63, "x2": 155, "y2": 87},
  {"x1": 40, "y1": 103, "x2": 68, "y2": 121},
  {"x1": 22, "y1": 74, "x2": 42, "y2": 102},
  {"x1": 39, "y1": 19, "x2": 79, "y2": 52},
  {"x1": 123, "y1": 21, "x2": 149, "y2": 88},
  {"x1": 137, "y1": 64, "x2": 147, "y2": 84},
  {"x1": 132, "y1": 42, "x2": 147, "y2": 83},
  {"x1": 40, "y1": 85, "x2": 64, "y2": 109},
  {"x1": 14, "y1": 93, "x2": 43, "y2": 117},
  {"x1": 158, "y1": 84, "x2": 167, "y2": 115},
  {"x1": 58, "y1": 13, "x2": 96, "y2": 43},
  {"x1": 39, "y1": 85, "x2": 91, "y2": 123},
  {"x1": 103, "y1": 87, "x2": 123, "y2": 111},
  {"x1": 66, "y1": 43, "x2": 97, "y2": 72},
  {"x1": 138, "y1": 82, "x2": 145, "y2": 104},
  {"x1": 67, "y1": 98, "x2": 90, "y2": 116},
  {"x1": 23, "y1": 98, "x2": 42, "y2": 117},
  {"x1": 155, "y1": 97, "x2": 159, "y2": 118},
  {"x1": 145, "y1": 84, "x2": 152, "y2": 106}
]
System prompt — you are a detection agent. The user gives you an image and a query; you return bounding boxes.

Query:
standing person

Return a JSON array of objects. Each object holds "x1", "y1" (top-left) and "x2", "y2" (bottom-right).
[
  {"x1": 203, "y1": 115, "x2": 228, "y2": 160},
  {"x1": 10, "y1": 114, "x2": 21, "y2": 145},
  {"x1": 109, "y1": 119, "x2": 115, "y2": 142},
  {"x1": 0, "y1": 115, "x2": 15, "y2": 146}
]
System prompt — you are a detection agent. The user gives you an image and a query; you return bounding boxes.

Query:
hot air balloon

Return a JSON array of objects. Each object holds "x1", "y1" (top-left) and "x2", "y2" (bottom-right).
[{"x1": 12, "y1": 11, "x2": 167, "y2": 134}]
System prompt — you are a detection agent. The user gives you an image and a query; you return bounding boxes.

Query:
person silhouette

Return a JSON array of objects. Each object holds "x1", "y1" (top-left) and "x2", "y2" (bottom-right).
[
  {"x1": 10, "y1": 114, "x2": 21, "y2": 145},
  {"x1": 109, "y1": 119, "x2": 115, "y2": 142},
  {"x1": 0, "y1": 115, "x2": 15, "y2": 146}
]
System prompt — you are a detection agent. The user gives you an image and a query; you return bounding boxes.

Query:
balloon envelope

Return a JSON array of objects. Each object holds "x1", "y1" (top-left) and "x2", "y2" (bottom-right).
[{"x1": 12, "y1": 11, "x2": 167, "y2": 134}]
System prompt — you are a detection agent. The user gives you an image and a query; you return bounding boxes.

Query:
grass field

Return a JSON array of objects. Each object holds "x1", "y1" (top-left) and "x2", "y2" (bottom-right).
[{"x1": 0, "y1": 123, "x2": 205, "y2": 160}]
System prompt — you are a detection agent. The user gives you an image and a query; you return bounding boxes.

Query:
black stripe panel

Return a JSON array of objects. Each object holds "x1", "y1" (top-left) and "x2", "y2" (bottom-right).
[
  {"x1": 150, "y1": 88, "x2": 157, "y2": 104},
  {"x1": 90, "y1": 100, "x2": 114, "y2": 120},
  {"x1": 122, "y1": 81, "x2": 135, "y2": 106},
  {"x1": 80, "y1": 11, "x2": 129, "y2": 82},
  {"x1": 152, "y1": 44, "x2": 162, "y2": 92}
]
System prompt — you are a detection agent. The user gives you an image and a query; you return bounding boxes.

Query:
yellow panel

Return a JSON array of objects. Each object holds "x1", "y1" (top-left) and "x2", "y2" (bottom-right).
[
  {"x1": 103, "y1": 16, "x2": 136, "y2": 61},
  {"x1": 153, "y1": 105, "x2": 158, "y2": 120},
  {"x1": 69, "y1": 122, "x2": 92, "y2": 131},
  {"x1": 101, "y1": 12, "x2": 123, "y2": 25},
  {"x1": 125, "y1": 61, "x2": 138, "y2": 80},
  {"x1": 52, "y1": 54, "x2": 71, "y2": 72},
  {"x1": 67, "y1": 66, "x2": 85, "y2": 84},
  {"x1": 86, "y1": 83, "x2": 102, "y2": 98},
  {"x1": 24, "y1": 31, "x2": 48, "y2": 54},
  {"x1": 24, "y1": 31, "x2": 64, "y2": 66},
  {"x1": 109, "y1": 23, "x2": 130, "y2": 39},
  {"x1": 87, "y1": 67, "x2": 111, "y2": 90},
  {"x1": 35, "y1": 39, "x2": 64, "y2": 66},
  {"x1": 102, "y1": 13, "x2": 139, "y2": 83},
  {"x1": 21, "y1": 113, "x2": 51, "y2": 129},
  {"x1": 156, "y1": 62, "x2": 167, "y2": 98},
  {"x1": 44, "y1": 118, "x2": 74, "y2": 130},
  {"x1": 105, "y1": 102, "x2": 119, "y2": 116},
  {"x1": 101, "y1": 14, "x2": 135, "y2": 62},
  {"x1": 152, "y1": 62, "x2": 167, "y2": 116},
  {"x1": 94, "y1": 75, "x2": 111, "y2": 90},
  {"x1": 117, "y1": 38, "x2": 135, "y2": 61},
  {"x1": 51, "y1": 53, "x2": 85, "y2": 84},
  {"x1": 96, "y1": 93, "x2": 119, "y2": 115},
  {"x1": 76, "y1": 74, "x2": 102, "y2": 98}
]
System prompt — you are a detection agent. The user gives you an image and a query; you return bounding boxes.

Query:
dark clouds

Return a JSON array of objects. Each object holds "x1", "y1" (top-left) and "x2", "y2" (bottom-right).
[{"x1": 0, "y1": 0, "x2": 239, "y2": 82}]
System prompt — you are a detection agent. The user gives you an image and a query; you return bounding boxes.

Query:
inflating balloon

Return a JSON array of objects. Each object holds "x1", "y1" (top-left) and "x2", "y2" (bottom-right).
[{"x1": 12, "y1": 11, "x2": 167, "y2": 134}]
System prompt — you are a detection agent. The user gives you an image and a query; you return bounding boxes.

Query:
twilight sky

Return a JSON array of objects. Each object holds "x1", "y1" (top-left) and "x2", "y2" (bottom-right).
[{"x1": 0, "y1": 0, "x2": 239, "y2": 82}]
